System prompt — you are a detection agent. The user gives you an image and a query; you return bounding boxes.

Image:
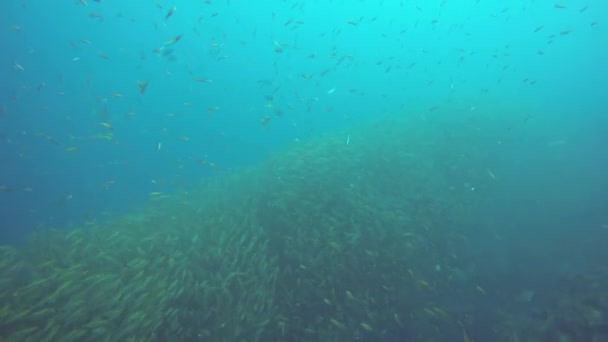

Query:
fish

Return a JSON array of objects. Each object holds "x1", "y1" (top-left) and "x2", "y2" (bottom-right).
[
  {"x1": 88, "y1": 13, "x2": 103, "y2": 21},
  {"x1": 260, "y1": 116, "x2": 271, "y2": 126},
  {"x1": 100, "y1": 122, "x2": 114, "y2": 130},
  {"x1": 554, "y1": 4, "x2": 566, "y2": 8},
  {"x1": 137, "y1": 80, "x2": 149, "y2": 94},
  {"x1": 100, "y1": 180, "x2": 115, "y2": 190},
  {"x1": 59, "y1": 194, "x2": 73, "y2": 204},
  {"x1": 41, "y1": 134, "x2": 60, "y2": 145},
  {"x1": 360, "y1": 322, "x2": 373, "y2": 332},
  {"x1": 97, "y1": 51, "x2": 110, "y2": 60},
  {"x1": 486, "y1": 169, "x2": 496, "y2": 179},
  {"x1": 330, "y1": 318, "x2": 345, "y2": 329},
  {"x1": 165, "y1": 6, "x2": 176, "y2": 22},
  {"x1": 163, "y1": 35, "x2": 182, "y2": 45},
  {"x1": 417, "y1": 279, "x2": 434, "y2": 290},
  {"x1": 394, "y1": 313, "x2": 403, "y2": 327},
  {"x1": 462, "y1": 327, "x2": 472, "y2": 342}
]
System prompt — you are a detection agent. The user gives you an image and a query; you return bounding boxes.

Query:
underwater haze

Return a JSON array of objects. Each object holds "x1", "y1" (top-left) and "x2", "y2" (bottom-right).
[{"x1": 1, "y1": 0, "x2": 607, "y2": 341}]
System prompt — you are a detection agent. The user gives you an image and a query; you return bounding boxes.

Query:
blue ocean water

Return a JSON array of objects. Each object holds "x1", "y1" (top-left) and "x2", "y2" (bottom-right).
[
  {"x1": 0, "y1": 1, "x2": 607, "y2": 339},
  {"x1": 1, "y1": 1, "x2": 606, "y2": 243}
]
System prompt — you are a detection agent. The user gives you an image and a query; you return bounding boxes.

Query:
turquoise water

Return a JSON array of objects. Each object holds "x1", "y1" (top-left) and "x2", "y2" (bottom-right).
[
  {"x1": 1, "y1": 1, "x2": 606, "y2": 241},
  {"x1": 0, "y1": 1, "x2": 607, "y2": 340}
]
